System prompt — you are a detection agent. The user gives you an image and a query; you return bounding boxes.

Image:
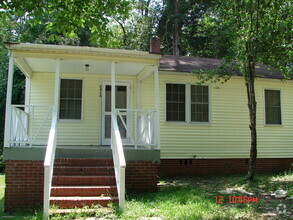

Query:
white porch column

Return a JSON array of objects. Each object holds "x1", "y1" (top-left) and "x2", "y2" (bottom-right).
[
  {"x1": 53, "y1": 59, "x2": 61, "y2": 113},
  {"x1": 111, "y1": 61, "x2": 116, "y2": 147},
  {"x1": 111, "y1": 62, "x2": 116, "y2": 114},
  {"x1": 4, "y1": 56, "x2": 15, "y2": 148},
  {"x1": 24, "y1": 77, "x2": 31, "y2": 112},
  {"x1": 154, "y1": 65, "x2": 160, "y2": 149},
  {"x1": 137, "y1": 81, "x2": 141, "y2": 109}
]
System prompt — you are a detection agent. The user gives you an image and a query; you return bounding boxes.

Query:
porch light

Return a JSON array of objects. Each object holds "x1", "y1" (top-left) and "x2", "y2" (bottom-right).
[{"x1": 85, "y1": 64, "x2": 89, "y2": 71}]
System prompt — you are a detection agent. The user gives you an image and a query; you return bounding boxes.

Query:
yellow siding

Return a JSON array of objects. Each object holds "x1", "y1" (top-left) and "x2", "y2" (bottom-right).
[
  {"x1": 140, "y1": 73, "x2": 293, "y2": 159},
  {"x1": 30, "y1": 71, "x2": 293, "y2": 159},
  {"x1": 30, "y1": 72, "x2": 137, "y2": 145}
]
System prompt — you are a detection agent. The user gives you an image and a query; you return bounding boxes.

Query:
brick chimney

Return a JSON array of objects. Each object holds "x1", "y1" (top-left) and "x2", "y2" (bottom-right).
[{"x1": 149, "y1": 36, "x2": 161, "y2": 54}]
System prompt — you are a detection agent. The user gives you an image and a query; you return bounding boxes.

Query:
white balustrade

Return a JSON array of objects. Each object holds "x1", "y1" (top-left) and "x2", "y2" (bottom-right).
[
  {"x1": 116, "y1": 109, "x2": 157, "y2": 149},
  {"x1": 9, "y1": 105, "x2": 53, "y2": 147}
]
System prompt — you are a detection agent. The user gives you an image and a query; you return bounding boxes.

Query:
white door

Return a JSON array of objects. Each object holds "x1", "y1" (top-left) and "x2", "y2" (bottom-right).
[{"x1": 101, "y1": 82, "x2": 131, "y2": 145}]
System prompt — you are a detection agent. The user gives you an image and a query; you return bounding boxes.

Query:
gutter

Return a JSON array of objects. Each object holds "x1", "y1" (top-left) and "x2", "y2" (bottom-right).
[{"x1": 5, "y1": 42, "x2": 162, "y2": 60}]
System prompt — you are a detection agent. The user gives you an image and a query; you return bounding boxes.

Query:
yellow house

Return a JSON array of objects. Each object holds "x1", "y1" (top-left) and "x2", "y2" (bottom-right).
[{"x1": 3, "y1": 40, "x2": 293, "y2": 216}]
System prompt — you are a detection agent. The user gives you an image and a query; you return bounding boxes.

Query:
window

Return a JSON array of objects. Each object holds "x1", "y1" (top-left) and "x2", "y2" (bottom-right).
[
  {"x1": 59, "y1": 79, "x2": 82, "y2": 120},
  {"x1": 191, "y1": 85, "x2": 209, "y2": 122},
  {"x1": 265, "y1": 89, "x2": 281, "y2": 125},
  {"x1": 166, "y1": 84, "x2": 185, "y2": 121},
  {"x1": 166, "y1": 83, "x2": 209, "y2": 123}
]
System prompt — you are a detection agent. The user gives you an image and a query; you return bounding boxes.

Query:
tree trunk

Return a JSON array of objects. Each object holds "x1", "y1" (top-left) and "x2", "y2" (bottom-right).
[
  {"x1": 172, "y1": 0, "x2": 180, "y2": 55},
  {"x1": 246, "y1": 58, "x2": 257, "y2": 181}
]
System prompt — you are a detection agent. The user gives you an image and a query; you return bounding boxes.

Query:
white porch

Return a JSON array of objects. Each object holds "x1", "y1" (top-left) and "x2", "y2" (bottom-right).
[
  {"x1": 4, "y1": 43, "x2": 162, "y2": 218},
  {"x1": 4, "y1": 44, "x2": 162, "y2": 149}
]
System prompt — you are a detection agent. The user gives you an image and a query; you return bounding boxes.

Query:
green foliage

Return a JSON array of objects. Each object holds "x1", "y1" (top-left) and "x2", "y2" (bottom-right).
[
  {"x1": 157, "y1": 0, "x2": 217, "y2": 56},
  {"x1": 0, "y1": 0, "x2": 131, "y2": 46},
  {"x1": 0, "y1": 155, "x2": 4, "y2": 173},
  {"x1": 198, "y1": 0, "x2": 292, "y2": 79},
  {"x1": 193, "y1": 62, "x2": 240, "y2": 85}
]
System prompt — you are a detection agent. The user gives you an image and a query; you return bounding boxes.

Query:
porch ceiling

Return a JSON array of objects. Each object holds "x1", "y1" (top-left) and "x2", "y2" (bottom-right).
[{"x1": 22, "y1": 58, "x2": 148, "y2": 75}]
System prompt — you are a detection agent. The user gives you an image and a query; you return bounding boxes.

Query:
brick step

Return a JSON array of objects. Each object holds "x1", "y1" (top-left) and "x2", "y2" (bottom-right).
[
  {"x1": 52, "y1": 176, "x2": 116, "y2": 186},
  {"x1": 51, "y1": 186, "x2": 117, "y2": 197},
  {"x1": 50, "y1": 196, "x2": 118, "y2": 208},
  {"x1": 54, "y1": 158, "x2": 114, "y2": 167},
  {"x1": 54, "y1": 166, "x2": 114, "y2": 176}
]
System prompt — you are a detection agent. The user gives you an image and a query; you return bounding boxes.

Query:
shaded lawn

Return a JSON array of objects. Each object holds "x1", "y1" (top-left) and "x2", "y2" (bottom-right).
[
  {"x1": 0, "y1": 172, "x2": 292, "y2": 219},
  {"x1": 0, "y1": 174, "x2": 4, "y2": 214},
  {"x1": 115, "y1": 172, "x2": 292, "y2": 220}
]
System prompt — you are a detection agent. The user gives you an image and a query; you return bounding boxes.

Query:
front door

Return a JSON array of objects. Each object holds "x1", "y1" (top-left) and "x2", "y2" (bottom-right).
[{"x1": 101, "y1": 82, "x2": 131, "y2": 145}]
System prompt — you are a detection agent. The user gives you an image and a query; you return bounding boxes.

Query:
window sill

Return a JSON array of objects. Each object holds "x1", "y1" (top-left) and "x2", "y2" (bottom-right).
[
  {"x1": 264, "y1": 124, "x2": 283, "y2": 127},
  {"x1": 58, "y1": 119, "x2": 83, "y2": 123}
]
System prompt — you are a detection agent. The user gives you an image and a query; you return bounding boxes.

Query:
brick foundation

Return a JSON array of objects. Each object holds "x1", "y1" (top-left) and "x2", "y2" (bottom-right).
[
  {"x1": 5, "y1": 160, "x2": 44, "y2": 212},
  {"x1": 4, "y1": 159, "x2": 158, "y2": 212},
  {"x1": 6, "y1": 158, "x2": 290, "y2": 212},
  {"x1": 126, "y1": 161, "x2": 158, "y2": 192},
  {"x1": 160, "y1": 158, "x2": 293, "y2": 177}
]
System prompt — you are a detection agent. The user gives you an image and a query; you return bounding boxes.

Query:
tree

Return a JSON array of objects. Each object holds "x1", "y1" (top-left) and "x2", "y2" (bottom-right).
[
  {"x1": 196, "y1": 0, "x2": 292, "y2": 180},
  {"x1": 157, "y1": 0, "x2": 186, "y2": 55},
  {"x1": 157, "y1": 0, "x2": 216, "y2": 56},
  {"x1": 0, "y1": 0, "x2": 130, "y2": 45},
  {"x1": 103, "y1": 0, "x2": 163, "y2": 51}
]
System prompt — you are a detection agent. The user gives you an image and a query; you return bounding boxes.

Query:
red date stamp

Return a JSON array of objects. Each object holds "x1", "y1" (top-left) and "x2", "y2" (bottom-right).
[{"x1": 215, "y1": 196, "x2": 258, "y2": 204}]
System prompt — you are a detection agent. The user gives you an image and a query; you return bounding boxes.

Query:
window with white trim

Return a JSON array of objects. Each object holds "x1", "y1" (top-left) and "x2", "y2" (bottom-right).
[
  {"x1": 166, "y1": 84, "x2": 186, "y2": 121},
  {"x1": 166, "y1": 83, "x2": 209, "y2": 123},
  {"x1": 191, "y1": 85, "x2": 209, "y2": 122},
  {"x1": 59, "y1": 79, "x2": 82, "y2": 120},
  {"x1": 265, "y1": 89, "x2": 281, "y2": 125}
]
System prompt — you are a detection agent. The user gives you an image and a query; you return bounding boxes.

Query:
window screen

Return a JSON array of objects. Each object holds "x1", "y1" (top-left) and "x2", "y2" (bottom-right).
[
  {"x1": 265, "y1": 90, "x2": 281, "y2": 124},
  {"x1": 191, "y1": 85, "x2": 209, "y2": 122},
  {"x1": 166, "y1": 84, "x2": 185, "y2": 121},
  {"x1": 59, "y1": 79, "x2": 82, "y2": 120}
]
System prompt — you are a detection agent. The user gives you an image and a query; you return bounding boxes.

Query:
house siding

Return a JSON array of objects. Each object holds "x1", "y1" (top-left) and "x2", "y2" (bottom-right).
[
  {"x1": 140, "y1": 73, "x2": 293, "y2": 159},
  {"x1": 30, "y1": 72, "x2": 138, "y2": 146},
  {"x1": 29, "y1": 71, "x2": 293, "y2": 159}
]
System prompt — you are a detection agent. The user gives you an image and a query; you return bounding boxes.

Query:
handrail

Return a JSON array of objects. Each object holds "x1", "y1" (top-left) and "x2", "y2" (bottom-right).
[
  {"x1": 43, "y1": 111, "x2": 58, "y2": 219},
  {"x1": 111, "y1": 112, "x2": 126, "y2": 210},
  {"x1": 11, "y1": 104, "x2": 53, "y2": 108}
]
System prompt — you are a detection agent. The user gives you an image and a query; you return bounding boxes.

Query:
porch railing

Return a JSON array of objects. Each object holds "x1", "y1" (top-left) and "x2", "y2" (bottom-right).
[
  {"x1": 111, "y1": 112, "x2": 126, "y2": 210},
  {"x1": 43, "y1": 111, "x2": 58, "y2": 219},
  {"x1": 9, "y1": 105, "x2": 53, "y2": 146},
  {"x1": 116, "y1": 109, "x2": 157, "y2": 149}
]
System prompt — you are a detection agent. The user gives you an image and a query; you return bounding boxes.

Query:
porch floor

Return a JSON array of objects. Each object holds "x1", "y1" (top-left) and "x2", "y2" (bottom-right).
[{"x1": 4, "y1": 145, "x2": 160, "y2": 161}]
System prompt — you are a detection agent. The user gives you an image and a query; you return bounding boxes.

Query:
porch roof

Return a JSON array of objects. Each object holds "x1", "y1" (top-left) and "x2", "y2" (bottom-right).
[{"x1": 5, "y1": 42, "x2": 162, "y2": 77}]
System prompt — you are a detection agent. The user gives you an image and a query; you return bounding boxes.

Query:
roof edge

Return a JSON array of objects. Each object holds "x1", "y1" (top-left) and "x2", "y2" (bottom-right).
[{"x1": 5, "y1": 42, "x2": 162, "y2": 59}]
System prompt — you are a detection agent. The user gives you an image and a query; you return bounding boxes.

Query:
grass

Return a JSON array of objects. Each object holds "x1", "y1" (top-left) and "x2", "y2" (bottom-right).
[
  {"x1": 0, "y1": 174, "x2": 4, "y2": 214},
  {"x1": 0, "y1": 172, "x2": 292, "y2": 219}
]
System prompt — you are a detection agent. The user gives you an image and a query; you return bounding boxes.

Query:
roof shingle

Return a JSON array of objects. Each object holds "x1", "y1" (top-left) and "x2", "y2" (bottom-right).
[{"x1": 159, "y1": 55, "x2": 292, "y2": 80}]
